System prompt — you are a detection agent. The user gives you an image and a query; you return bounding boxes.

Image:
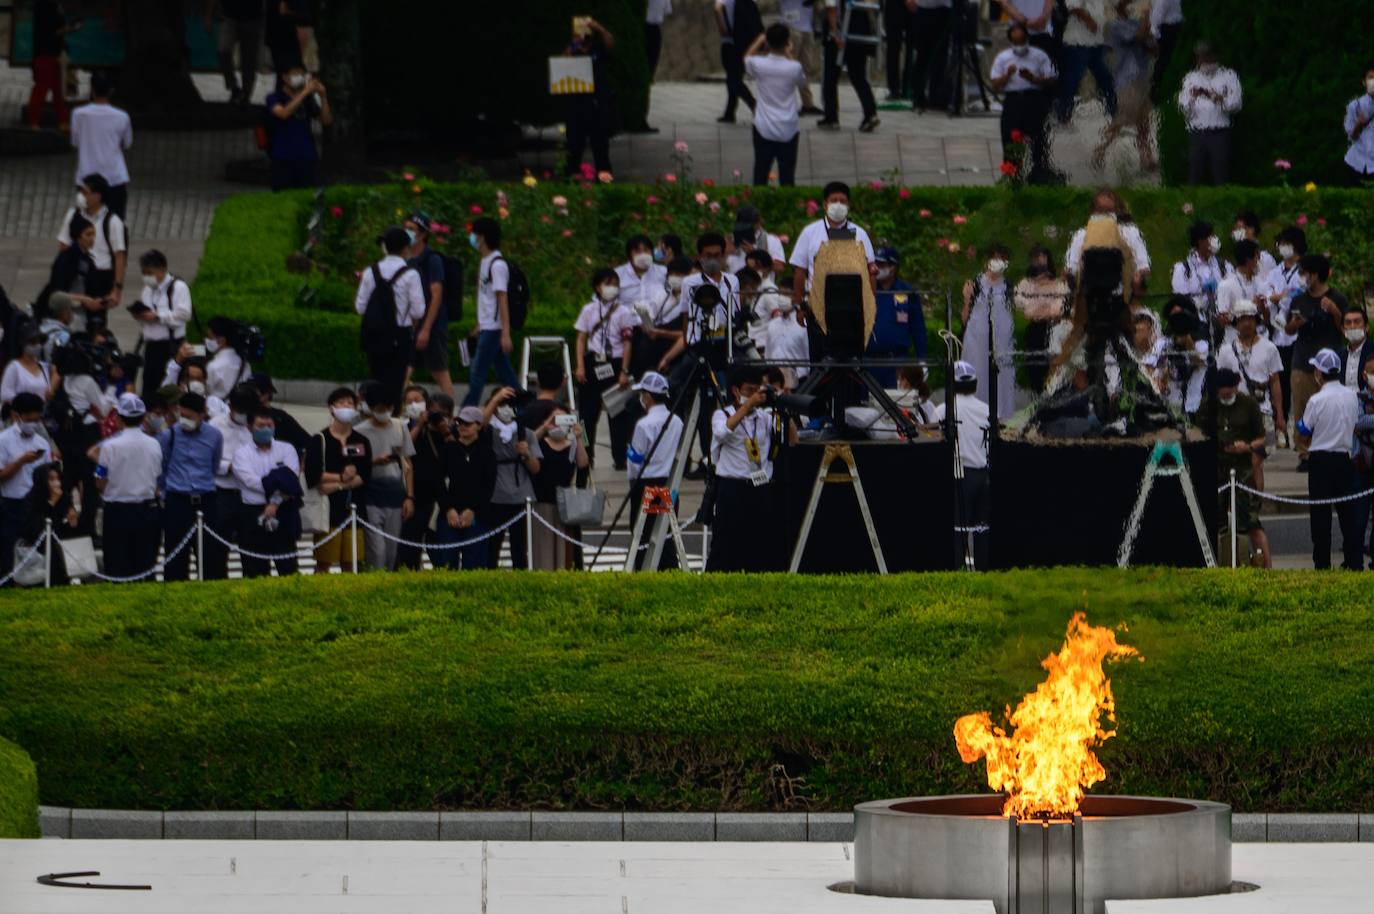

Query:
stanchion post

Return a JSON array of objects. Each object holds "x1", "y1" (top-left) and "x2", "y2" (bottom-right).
[
  {"x1": 524, "y1": 497, "x2": 534, "y2": 571},
  {"x1": 702, "y1": 524, "x2": 710, "y2": 572},
  {"x1": 350, "y1": 504, "x2": 360, "y2": 574},
  {"x1": 43, "y1": 518, "x2": 53, "y2": 589},
  {"x1": 1229, "y1": 468, "x2": 1237, "y2": 569},
  {"x1": 195, "y1": 510, "x2": 205, "y2": 582}
]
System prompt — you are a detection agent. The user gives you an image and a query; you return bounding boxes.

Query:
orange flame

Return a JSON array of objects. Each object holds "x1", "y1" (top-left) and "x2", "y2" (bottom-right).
[{"x1": 954, "y1": 613, "x2": 1140, "y2": 819}]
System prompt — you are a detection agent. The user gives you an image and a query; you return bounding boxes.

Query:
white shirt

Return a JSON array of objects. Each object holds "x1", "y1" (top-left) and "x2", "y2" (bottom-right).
[
  {"x1": 206, "y1": 348, "x2": 246, "y2": 401},
  {"x1": 1007, "y1": 0, "x2": 1052, "y2": 34},
  {"x1": 1163, "y1": 339, "x2": 1210, "y2": 414},
  {"x1": 779, "y1": 0, "x2": 810, "y2": 30},
  {"x1": 1148, "y1": 0, "x2": 1183, "y2": 36},
  {"x1": 1302, "y1": 381, "x2": 1359, "y2": 456},
  {"x1": 627, "y1": 404, "x2": 683, "y2": 481},
  {"x1": 0, "y1": 361, "x2": 52, "y2": 406},
  {"x1": 727, "y1": 233, "x2": 786, "y2": 274},
  {"x1": 1263, "y1": 259, "x2": 1305, "y2": 348},
  {"x1": 1171, "y1": 251, "x2": 1231, "y2": 314},
  {"x1": 574, "y1": 299, "x2": 640, "y2": 360},
  {"x1": 70, "y1": 101, "x2": 132, "y2": 186},
  {"x1": 64, "y1": 374, "x2": 111, "y2": 425},
  {"x1": 1215, "y1": 270, "x2": 1267, "y2": 343},
  {"x1": 1217, "y1": 336, "x2": 1283, "y2": 415},
  {"x1": 96, "y1": 427, "x2": 162, "y2": 503},
  {"x1": 1062, "y1": 0, "x2": 1106, "y2": 46},
  {"x1": 1344, "y1": 94, "x2": 1374, "y2": 175},
  {"x1": 614, "y1": 261, "x2": 669, "y2": 316},
  {"x1": 1179, "y1": 67, "x2": 1243, "y2": 130},
  {"x1": 0, "y1": 426, "x2": 52, "y2": 499},
  {"x1": 56, "y1": 206, "x2": 126, "y2": 271},
  {"x1": 138, "y1": 275, "x2": 193, "y2": 342},
  {"x1": 645, "y1": 0, "x2": 672, "y2": 25},
  {"x1": 745, "y1": 54, "x2": 807, "y2": 142},
  {"x1": 788, "y1": 219, "x2": 876, "y2": 291},
  {"x1": 210, "y1": 414, "x2": 254, "y2": 490},
  {"x1": 232, "y1": 439, "x2": 301, "y2": 506},
  {"x1": 1064, "y1": 220, "x2": 1151, "y2": 276},
  {"x1": 476, "y1": 250, "x2": 510, "y2": 331},
  {"x1": 354, "y1": 254, "x2": 426, "y2": 329},
  {"x1": 711, "y1": 405, "x2": 774, "y2": 480},
  {"x1": 990, "y1": 46, "x2": 1055, "y2": 93},
  {"x1": 932, "y1": 394, "x2": 990, "y2": 470},
  {"x1": 766, "y1": 314, "x2": 810, "y2": 375},
  {"x1": 1345, "y1": 345, "x2": 1365, "y2": 391},
  {"x1": 678, "y1": 272, "x2": 740, "y2": 346}
]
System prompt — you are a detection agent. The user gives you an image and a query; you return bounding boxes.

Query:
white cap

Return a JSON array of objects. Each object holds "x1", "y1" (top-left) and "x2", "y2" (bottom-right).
[
  {"x1": 116, "y1": 392, "x2": 147, "y2": 418},
  {"x1": 1230, "y1": 301, "x2": 1259, "y2": 318},
  {"x1": 953, "y1": 360, "x2": 977, "y2": 382},
  {"x1": 1309, "y1": 348, "x2": 1342, "y2": 375},
  {"x1": 632, "y1": 371, "x2": 670, "y2": 395}
]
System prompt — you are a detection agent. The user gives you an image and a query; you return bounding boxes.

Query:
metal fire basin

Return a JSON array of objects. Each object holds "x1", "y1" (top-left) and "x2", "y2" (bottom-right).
[{"x1": 853, "y1": 795, "x2": 1231, "y2": 914}]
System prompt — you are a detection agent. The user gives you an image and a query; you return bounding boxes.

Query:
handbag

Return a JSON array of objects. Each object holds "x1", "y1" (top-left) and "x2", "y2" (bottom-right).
[
  {"x1": 299, "y1": 433, "x2": 329, "y2": 535},
  {"x1": 11, "y1": 538, "x2": 45, "y2": 587},
  {"x1": 556, "y1": 476, "x2": 606, "y2": 526}
]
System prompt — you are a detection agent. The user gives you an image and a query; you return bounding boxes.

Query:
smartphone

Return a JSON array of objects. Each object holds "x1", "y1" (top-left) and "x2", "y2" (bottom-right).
[
  {"x1": 343, "y1": 443, "x2": 366, "y2": 458},
  {"x1": 555, "y1": 413, "x2": 577, "y2": 430},
  {"x1": 188, "y1": 344, "x2": 206, "y2": 358}
]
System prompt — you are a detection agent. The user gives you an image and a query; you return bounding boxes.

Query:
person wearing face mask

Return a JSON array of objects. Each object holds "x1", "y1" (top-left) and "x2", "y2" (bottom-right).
[
  {"x1": 204, "y1": 383, "x2": 259, "y2": 578},
  {"x1": 249, "y1": 372, "x2": 309, "y2": 458},
  {"x1": 230, "y1": 411, "x2": 302, "y2": 577},
  {"x1": 264, "y1": 65, "x2": 332, "y2": 191},
  {"x1": 39, "y1": 219, "x2": 101, "y2": 332},
  {"x1": 1170, "y1": 221, "x2": 1232, "y2": 339},
  {"x1": 574, "y1": 267, "x2": 641, "y2": 469},
  {"x1": 1343, "y1": 65, "x2": 1374, "y2": 180},
  {"x1": 867, "y1": 246, "x2": 926, "y2": 388},
  {"x1": 624, "y1": 373, "x2": 682, "y2": 571},
  {"x1": 1215, "y1": 240, "x2": 1270, "y2": 346},
  {"x1": 1216, "y1": 301, "x2": 1285, "y2": 452},
  {"x1": 765, "y1": 279, "x2": 810, "y2": 390},
  {"x1": 1178, "y1": 41, "x2": 1242, "y2": 186},
  {"x1": 482, "y1": 386, "x2": 543, "y2": 569},
  {"x1": 1014, "y1": 245, "x2": 1070, "y2": 392},
  {"x1": 1264, "y1": 225, "x2": 1306, "y2": 426},
  {"x1": 1063, "y1": 189, "x2": 1151, "y2": 295},
  {"x1": 402, "y1": 212, "x2": 453, "y2": 399},
  {"x1": 787, "y1": 182, "x2": 876, "y2": 308},
  {"x1": 130, "y1": 249, "x2": 193, "y2": 401},
  {"x1": 93, "y1": 393, "x2": 163, "y2": 579},
  {"x1": 357, "y1": 226, "x2": 427, "y2": 410},
  {"x1": 707, "y1": 367, "x2": 777, "y2": 572},
  {"x1": 1231, "y1": 212, "x2": 1277, "y2": 277},
  {"x1": 1339, "y1": 309, "x2": 1374, "y2": 393},
  {"x1": 432, "y1": 405, "x2": 497, "y2": 570},
  {"x1": 0, "y1": 393, "x2": 55, "y2": 581},
  {"x1": 961, "y1": 244, "x2": 1016, "y2": 420},
  {"x1": 465, "y1": 217, "x2": 521, "y2": 408},
  {"x1": 726, "y1": 207, "x2": 786, "y2": 274},
  {"x1": 397, "y1": 391, "x2": 453, "y2": 571},
  {"x1": 1195, "y1": 369, "x2": 1270, "y2": 568},
  {"x1": 529, "y1": 404, "x2": 590, "y2": 570},
  {"x1": 1285, "y1": 254, "x2": 1347, "y2": 470},
  {"x1": 1091, "y1": 0, "x2": 1154, "y2": 175},
  {"x1": 203, "y1": 316, "x2": 247, "y2": 400},
  {"x1": 21, "y1": 463, "x2": 77, "y2": 586},
  {"x1": 1, "y1": 324, "x2": 60, "y2": 408},
  {"x1": 1159, "y1": 303, "x2": 1210, "y2": 419},
  {"x1": 638, "y1": 257, "x2": 692, "y2": 378},
  {"x1": 157, "y1": 391, "x2": 223, "y2": 581},
  {"x1": 1297, "y1": 348, "x2": 1362, "y2": 570},
  {"x1": 989, "y1": 24, "x2": 1058, "y2": 184},
  {"x1": 351, "y1": 383, "x2": 415, "y2": 572},
  {"x1": 304, "y1": 388, "x2": 372, "y2": 574},
  {"x1": 616, "y1": 235, "x2": 669, "y2": 322},
  {"x1": 402, "y1": 385, "x2": 430, "y2": 440},
  {"x1": 54, "y1": 175, "x2": 126, "y2": 330}
]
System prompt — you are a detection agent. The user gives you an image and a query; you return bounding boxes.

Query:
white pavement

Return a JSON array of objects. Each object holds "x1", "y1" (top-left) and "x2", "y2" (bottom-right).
[{"x1": 2, "y1": 840, "x2": 1370, "y2": 914}]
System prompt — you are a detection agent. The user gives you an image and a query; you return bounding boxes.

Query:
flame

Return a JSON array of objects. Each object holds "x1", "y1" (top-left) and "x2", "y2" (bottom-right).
[{"x1": 954, "y1": 613, "x2": 1140, "y2": 819}]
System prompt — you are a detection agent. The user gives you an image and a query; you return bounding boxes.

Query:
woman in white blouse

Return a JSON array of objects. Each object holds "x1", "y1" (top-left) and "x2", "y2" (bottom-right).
[
  {"x1": 1, "y1": 324, "x2": 61, "y2": 409},
  {"x1": 1013, "y1": 244, "x2": 1071, "y2": 392}
]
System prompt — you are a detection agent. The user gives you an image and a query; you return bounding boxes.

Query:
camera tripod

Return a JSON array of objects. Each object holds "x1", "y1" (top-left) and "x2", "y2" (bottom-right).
[{"x1": 944, "y1": 0, "x2": 993, "y2": 117}]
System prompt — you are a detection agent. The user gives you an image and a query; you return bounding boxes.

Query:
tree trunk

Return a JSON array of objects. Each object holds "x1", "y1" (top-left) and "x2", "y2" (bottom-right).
[
  {"x1": 117, "y1": 0, "x2": 202, "y2": 112},
  {"x1": 316, "y1": 0, "x2": 367, "y2": 180}
]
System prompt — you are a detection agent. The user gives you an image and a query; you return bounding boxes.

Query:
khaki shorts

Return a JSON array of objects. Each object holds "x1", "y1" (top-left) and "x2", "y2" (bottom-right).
[
  {"x1": 1219, "y1": 469, "x2": 1263, "y2": 533},
  {"x1": 314, "y1": 526, "x2": 365, "y2": 567}
]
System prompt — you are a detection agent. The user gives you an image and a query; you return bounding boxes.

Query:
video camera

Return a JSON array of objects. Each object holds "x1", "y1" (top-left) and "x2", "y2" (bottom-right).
[{"x1": 1079, "y1": 247, "x2": 1130, "y2": 336}]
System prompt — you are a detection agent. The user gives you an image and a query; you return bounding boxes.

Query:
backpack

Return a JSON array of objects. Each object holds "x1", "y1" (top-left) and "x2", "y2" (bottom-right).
[
  {"x1": 361, "y1": 263, "x2": 412, "y2": 356},
  {"x1": 440, "y1": 254, "x2": 464, "y2": 323},
  {"x1": 235, "y1": 323, "x2": 267, "y2": 364},
  {"x1": 488, "y1": 256, "x2": 530, "y2": 330}
]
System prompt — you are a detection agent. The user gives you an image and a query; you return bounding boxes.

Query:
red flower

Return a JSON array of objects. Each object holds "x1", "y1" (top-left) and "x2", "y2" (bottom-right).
[
  {"x1": 470, "y1": 204, "x2": 483, "y2": 214},
  {"x1": 898, "y1": 188, "x2": 911, "y2": 200},
  {"x1": 1317, "y1": 217, "x2": 1327, "y2": 227},
  {"x1": 1009, "y1": 130, "x2": 1024, "y2": 144},
  {"x1": 999, "y1": 161, "x2": 1018, "y2": 177},
  {"x1": 919, "y1": 208, "x2": 932, "y2": 219},
  {"x1": 579, "y1": 162, "x2": 596, "y2": 180},
  {"x1": 1296, "y1": 214, "x2": 1308, "y2": 227},
  {"x1": 702, "y1": 178, "x2": 716, "y2": 187},
  {"x1": 328, "y1": 206, "x2": 343, "y2": 218}
]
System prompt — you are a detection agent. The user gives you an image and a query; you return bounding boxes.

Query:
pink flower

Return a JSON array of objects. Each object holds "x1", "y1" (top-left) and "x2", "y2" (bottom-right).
[
  {"x1": 329, "y1": 206, "x2": 343, "y2": 218},
  {"x1": 726, "y1": 195, "x2": 738, "y2": 206},
  {"x1": 597, "y1": 170, "x2": 614, "y2": 184},
  {"x1": 898, "y1": 188, "x2": 911, "y2": 200},
  {"x1": 694, "y1": 191, "x2": 709, "y2": 205},
  {"x1": 431, "y1": 223, "x2": 449, "y2": 234},
  {"x1": 709, "y1": 201, "x2": 720, "y2": 213},
  {"x1": 1296, "y1": 214, "x2": 1308, "y2": 226},
  {"x1": 496, "y1": 190, "x2": 508, "y2": 206},
  {"x1": 674, "y1": 140, "x2": 690, "y2": 154},
  {"x1": 540, "y1": 214, "x2": 552, "y2": 224},
  {"x1": 646, "y1": 195, "x2": 660, "y2": 205},
  {"x1": 919, "y1": 208, "x2": 932, "y2": 219},
  {"x1": 732, "y1": 168, "x2": 742, "y2": 178},
  {"x1": 665, "y1": 173, "x2": 678, "y2": 184},
  {"x1": 1274, "y1": 159, "x2": 1292, "y2": 170},
  {"x1": 1317, "y1": 217, "x2": 1327, "y2": 227},
  {"x1": 561, "y1": 228, "x2": 573, "y2": 237},
  {"x1": 1181, "y1": 202, "x2": 1194, "y2": 215},
  {"x1": 806, "y1": 199, "x2": 820, "y2": 216},
  {"x1": 469, "y1": 204, "x2": 482, "y2": 214},
  {"x1": 869, "y1": 180, "x2": 883, "y2": 190},
  {"x1": 551, "y1": 195, "x2": 568, "y2": 207},
  {"x1": 403, "y1": 172, "x2": 415, "y2": 181},
  {"x1": 937, "y1": 238, "x2": 949, "y2": 249},
  {"x1": 579, "y1": 162, "x2": 596, "y2": 180},
  {"x1": 953, "y1": 214, "x2": 968, "y2": 225}
]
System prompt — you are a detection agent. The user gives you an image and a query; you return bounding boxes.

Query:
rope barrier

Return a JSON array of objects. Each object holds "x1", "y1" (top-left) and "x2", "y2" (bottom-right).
[
  {"x1": 353, "y1": 511, "x2": 527, "y2": 550},
  {"x1": 0, "y1": 534, "x2": 52, "y2": 588},
  {"x1": 1216, "y1": 480, "x2": 1374, "y2": 506},
  {"x1": 528, "y1": 509, "x2": 652, "y2": 552},
  {"x1": 64, "y1": 524, "x2": 198, "y2": 583}
]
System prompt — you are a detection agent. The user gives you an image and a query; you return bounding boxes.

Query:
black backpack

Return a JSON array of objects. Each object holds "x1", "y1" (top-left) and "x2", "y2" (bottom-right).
[
  {"x1": 440, "y1": 254, "x2": 464, "y2": 323},
  {"x1": 361, "y1": 263, "x2": 412, "y2": 355},
  {"x1": 235, "y1": 323, "x2": 267, "y2": 363},
  {"x1": 488, "y1": 256, "x2": 531, "y2": 330}
]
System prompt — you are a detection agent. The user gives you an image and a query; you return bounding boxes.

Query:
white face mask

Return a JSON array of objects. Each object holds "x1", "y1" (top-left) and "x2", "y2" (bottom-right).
[
  {"x1": 775, "y1": 299, "x2": 794, "y2": 315},
  {"x1": 1347, "y1": 328, "x2": 1367, "y2": 344},
  {"x1": 876, "y1": 266, "x2": 895, "y2": 283},
  {"x1": 599, "y1": 285, "x2": 619, "y2": 303},
  {"x1": 1367, "y1": 373, "x2": 1374, "y2": 388},
  {"x1": 1219, "y1": 394, "x2": 1237, "y2": 406},
  {"x1": 631, "y1": 252, "x2": 653, "y2": 271},
  {"x1": 287, "y1": 73, "x2": 307, "y2": 89},
  {"x1": 667, "y1": 276, "x2": 684, "y2": 292},
  {"x1": 75, "y1": 191, "x2": 87, "y2": 209},
  {"x1": 495, "y1": 405, "x2": 515, "y2": 424},
  {"x1": 1207, "y1": 236, "x2": 1222, "y2": 254},
  {"x1": 1012, "y1": 44, "x2": 1029, "y2": 56},
  {"x1": 187, "y1": 380, "x2": 207, "y2": 396},
  {"x1": 18, "y1": 421, "x2": 41, "y2": 437},
  {"x1": 547, "y1": 426, "x2": 569, "y2": 442},
  {"x1": 205, "y1": 338, "x2": 220, "y2": 354},
  {"x1": 178, "y1": 416, "x2": 201, "y2": 432},
  {"x1": 371, "y1": 409, "x2": 392, "y2": 423},
  {"x1": 1231, "y1": 228, "x2": 1247, "y2": 242},
  {"x1": 987, "y1": 258, "x2": 1008, "y2": 275},
  {"x1": 1366, "y1": 77, "x2": 1374, "y2": 95},
  {"x1": 826, "y1": 201, "x2": 849, "y2": 223},
  {"x1": 231, "y1": 411, "x2": 248, "y2": 426},
  {"x1": 1278, "y1": 244, "x2": 1295, "y2": 260},
  {"x1": 142, "y1": 274, "x2": 159, "y2": 289},
  {"x1": 331, "y1": 406, "x2": 359, "y2": 425},
  {"x1": 404, "y1": 401, "x2": 426, "y2": 420}
]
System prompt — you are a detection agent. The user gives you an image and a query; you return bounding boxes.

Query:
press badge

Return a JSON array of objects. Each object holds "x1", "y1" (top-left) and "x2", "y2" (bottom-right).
[
  {"x1": 594, "y1": 362, "x2": 615, "y2": 381},
  {"x1": 749, "y1": 469, "x2": 769, "y2": 487},
  {"x1": 895, "y1": 310, "x2": 909, "y2": 324}
]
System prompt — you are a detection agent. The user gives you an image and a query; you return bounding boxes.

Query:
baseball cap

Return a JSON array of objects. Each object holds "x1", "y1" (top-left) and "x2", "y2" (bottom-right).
[
  {"x1": 116, "y1": 392, "x2": 147, "y2": 418},
  {"x1": 1230, "y1": 301, "x2": 1259, "y2": 318},
  {"x1": 1215, "y1": 368, "x2": 1242, "y2": 389},
  {"x1": 632, "y1": 371, "x2": 670, "y2": 395},
  {"x1": 407, "y1": 210, "x2": 431, "y2": 233},
  {"x1": 875, "y1": 245, "x2": 901, "y2": 265},
  {"x1": 1309, "y1": 348, "x2": 1341, "y2": 375},
  {"x1": 457, "y1": 406, "x2": 485, "y2": 424},
  {"x1": 953, "y1": 360, "x2": 977, "y2": 382}
]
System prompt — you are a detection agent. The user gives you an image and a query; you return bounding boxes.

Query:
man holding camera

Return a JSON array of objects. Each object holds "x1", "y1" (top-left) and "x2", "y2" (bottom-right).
[
  {"x1": 626, "y1": 371, "x2": 683, "y2": 571},
  {"x1": 706, "y1": 366, "x2": 777, "y2": 572}
]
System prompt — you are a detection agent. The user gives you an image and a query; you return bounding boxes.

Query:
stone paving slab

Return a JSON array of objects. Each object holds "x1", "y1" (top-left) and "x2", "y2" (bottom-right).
[
  {"x1": 440, "y1": 811, "x2": 532, "y2": 841},
  {"x1": 1266, "y1": 813, "x2": 1359, "y2": 843},
  {"x1": 256, "y1": 810, "x2": 347, "y2": 841},
  {"x1": 70, "y1": 808, "x2": 163, "y2": 839},
  {"x1": 348, "y1": 811, "x2": 441, "y2": 841},
  {"x1": 164, "y1": 811, "x2": 255, "y2": 840}
]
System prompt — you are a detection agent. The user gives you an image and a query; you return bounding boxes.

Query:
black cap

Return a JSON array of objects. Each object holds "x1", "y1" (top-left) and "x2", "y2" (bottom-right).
[
  {"x1": 178, "y1": 391, "x2": 207, "y2": 413},
  {"x1": 378, "y1": 226, "x2": 410, "y2": 251},
  {"x1": 407, "y1": 210, "x2": 431, "y2": 233}
]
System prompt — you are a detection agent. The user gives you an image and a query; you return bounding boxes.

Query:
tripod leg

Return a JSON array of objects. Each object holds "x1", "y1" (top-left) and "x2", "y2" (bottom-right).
[
  {"x1": 1177, "y1": 463, "x2": 1218, "y2": 568},
  {"x1": 647, "y1": 390, "x2": 701, "y2": 569},
  {"x1": 668, "y1": 512, "x2": 691, "y2": 572},
  {"x1": 848, "y1": 457, "x2": 888, "y2": 573}
]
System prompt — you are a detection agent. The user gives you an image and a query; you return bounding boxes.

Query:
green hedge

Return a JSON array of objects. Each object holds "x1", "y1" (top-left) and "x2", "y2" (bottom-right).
[
  {"x1": 193, "y1": 183, "x2": 1374, "y2": 381},
  {"x1": 0, "y1": 736, "x2": 39, "y2": 838},
  {"x1": 1, "y1": 570, "x2": 1372, "y2": 813}
]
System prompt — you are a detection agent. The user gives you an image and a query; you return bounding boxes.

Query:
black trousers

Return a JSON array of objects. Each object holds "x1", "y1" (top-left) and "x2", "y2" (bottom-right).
[
  {"x1": 102, "y1": 501, "x2": 161, "y2": 580},
  {"x1": 706, "y1": 477, "x2": 777, "y2": 571},
  {"x1": 1308, "y1": 451, "x2": 1360, "y2": 570},
  {"x1": 269, "y1": 158, "x2": 316, "y2": 192},
  {"x1": 141, "y1": 337, "x2": 181, "y2": 401},
  {"x1": 1001, "y1": 90, "x2": 1053, "y2": 181},
  {"x1": 396, "y1": 492, "x2": 438, "y2": 570},
  {"x1": 84, "y1": 269, "x2": 114, "y2": 333},
  {"x1": 577, "y1": 370, "x2": 636, "y2": 469},
  {"x1": 105, "y1": 183, "x2": 128, "y2": 221},
  {"x1": 822, "y1": 37, "x2": 877, "y2": 121},
  {"x1": 485, "y1": 501, "x2": 529, "y2": 570},
  {"x1": 204, "y1": 488, "x2": 241, "y2": 580},
  {"x1": 909, "y1": 6, "x2": 951, "y2": 108},
  {"x1": 644, "y1": 23, "x2": 662, "y2": 79},
  {"x1": 720, "y1": 41, "x2": 755, "y2": 118},
  {"x1": 629, "y1": 476, "x2": 679, "y2": 571},
  {"x1": 565, "y1": 98, "x2": 613, "y2": 176},
  {"x1": 1276, "y1": 345, "x2": 1294, "y2": 423},
  {"x1": 957, "y1": 467, "x2": 991, "y2": 570},
  {"x1": 883, "y1": 0, "x2": 915, "y2": 95},
  {"x1": 1149, "y1": 21, "x2": 1181, "y2": 103},
  {"x1": 238, "y1": 504, "x2": 299, "y2": 577},
  {"x1": 162, "y1": 490, "x2": 216, "y2": 582},
  {"x1": 366, "y1": 337, "x2": 415, "y2": 413},
  {"x1": 1187, "y1": 128, "x2": 1231, "y2": 186},
  {"x1": 752, "y1": 128, "x2": 799, "y2": 186}
]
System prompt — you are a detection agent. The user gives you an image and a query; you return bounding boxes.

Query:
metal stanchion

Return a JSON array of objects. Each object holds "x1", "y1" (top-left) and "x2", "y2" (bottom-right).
[
  {"x1": 1229, "y1": 468, "x2": 1237, "y2": 569},
  {"x1": 524, "y1": 497, "x2": 534, "y2": 571},
  {"x1": 195, "y1": 510, "x2": 205, "y2": 582},
  {"x1": 350, "y1": 504, "x2": 360, "y2": 574},
  {"x1": 702, "y1": 524, "x2": 710, "y2": 571},
  {"x1": 43, "y1": 519, "x2": 53, "y2": 588}
]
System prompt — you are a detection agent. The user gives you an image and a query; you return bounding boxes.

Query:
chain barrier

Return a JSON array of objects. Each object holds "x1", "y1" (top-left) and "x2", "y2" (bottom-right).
[
  {"x1": 353, "y1": 511, "x2": 526, "y2": 551},
  {"x1": 528, "y1": 509, "x2": 652, "y2": 552},
  {"x1": 0, "y1": 534, "x2": 53, "y2": 588},
  {"x1": 1216, "y1": 480, "x2": 1374, "y2": 507},
  {"x1": 64, "y1": 524, "x2": 198, "y2": 583}
]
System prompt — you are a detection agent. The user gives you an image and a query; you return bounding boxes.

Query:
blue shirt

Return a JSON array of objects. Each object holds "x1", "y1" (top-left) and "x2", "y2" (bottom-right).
[
  {"x1": 869, "y1": 279, "x2": 928, "y2": 357},
  {"x1": 265, "y1": 91, "x2": 320, "y2": 162},
  {"x1": 158, "y1": 422, "x2": 224, "y2": 495},
  {"x1": 407, "y1": 247, "x2": 447, "y2": 332}
]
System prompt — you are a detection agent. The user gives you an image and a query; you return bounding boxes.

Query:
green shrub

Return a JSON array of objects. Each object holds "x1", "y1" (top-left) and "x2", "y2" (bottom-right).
[
  {"x1": 0, "y1": 736, "x2": 39, "y2": 838},
  {"x1": 0, "y1": 570, "x2": 1371, "y2": 813},
  {"x1": 193, "y1": 183, "x2": 1374, "y2": 381}
]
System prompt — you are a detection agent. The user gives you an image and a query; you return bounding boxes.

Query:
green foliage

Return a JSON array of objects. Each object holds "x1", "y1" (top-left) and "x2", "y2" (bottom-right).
[
  {"x1": 1156, "y1": 6, "x2": 1368, "y2": 187},
  {"x1": 1, "y1": 570, "x2": 1372, "y2": 813},
  {"x1": 193, "y1": 182, "x2": 1374, "y2": 381},
  {"x1": 0, "y1": 736, "x2": 39, "y2": 838}
]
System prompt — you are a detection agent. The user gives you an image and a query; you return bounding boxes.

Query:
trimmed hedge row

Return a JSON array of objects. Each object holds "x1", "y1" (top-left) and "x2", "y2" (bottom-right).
[
  {"x1": 0, "y1": 736, "x2": 39, "y2": 838},
  {"x1": 192, "y1": 183, "x2": 1374, "y2": 382},
  {"x1": 1, "y1": 570, "x2": 1372, "y2": 813}
]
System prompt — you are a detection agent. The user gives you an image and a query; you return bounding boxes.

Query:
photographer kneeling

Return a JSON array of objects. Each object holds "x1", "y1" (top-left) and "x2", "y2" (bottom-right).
[{"x1": 706, "y1": 366, "x2": 778, "y2": 572}]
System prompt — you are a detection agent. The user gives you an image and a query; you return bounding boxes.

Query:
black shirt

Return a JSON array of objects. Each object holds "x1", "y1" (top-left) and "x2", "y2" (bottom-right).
[
  {"x1": 440, "y1": 435, "x2": 496, "y2": 515},
  {"x1": 1291, "y1": 288, "x2": 1346, "y2": 365},
  {"x1": 304, "y1": 428, "x2": 373, "y2": 526},
  {"x1": 33, "y1": 0, "x2": 64, "y2": 58},
  {"x1": 410, "y1": 424, "x2": 450, "y2": 504},
  {"x1": 269, "y1": 406, "x2": 310, "y2": 457},
  {"x1": 533, "y1": 443, "x2": 577, "y2": 504},
  {"x1": 222, "y1": 0, "x2": 261, "y2": 20}
]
